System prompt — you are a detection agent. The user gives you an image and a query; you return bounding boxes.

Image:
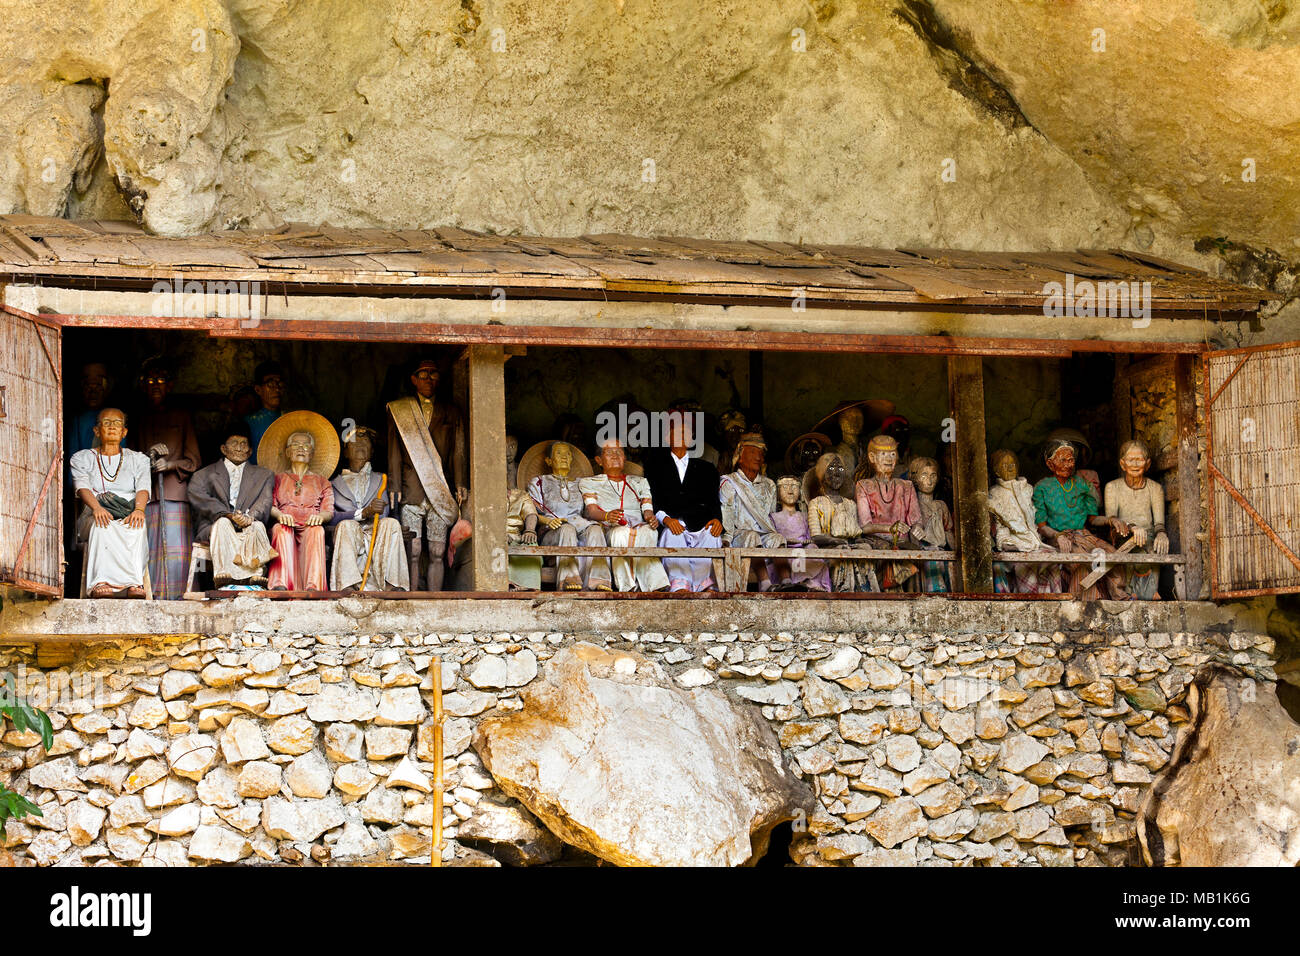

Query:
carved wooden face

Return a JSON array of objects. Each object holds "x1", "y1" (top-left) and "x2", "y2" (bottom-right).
[
  {"x1": 822, "y1": 455, "x2": 846, "y2": 493},
  {"x1": 868, "y1": 444, "x2": 898, "y2": 478},
  {"x1": 94, "y1": 409, "x2": 127, "y2": 446},
  {"x1": 1046, "y1": 446, "x2": 1076, "y2": 479},
  {"x1": 596, "y1": 441, "x2": 625, "y2": 475},
  {"x1": 286, "y1": 431, "x2": 314, "y2": 465},
  {"x1": 345, "y1": 433, "x2": 372, "y2": 470},
  {"x1": 993, "y1": 451, "x2": 1019, "y2": 482},
  {"x1": 736, "y1": 443, "x2": 765, "y2": 476},
  {"x1": 81, "y1": 363, "x2": 109, "y2": 408},
  {"x1": 548, "y1": 441, "x2": 574, "y2": 476},
  {"x1": 777, "y1": 480, "x2": 800, "y2": 507},
  {"x1": 913, "y1": 463, "x2": 938, "y2": 494},
  {"x1": 410, "y1": 363, "x2": 439, "y2": 399},
  {"x1": 255, "y1": 373, "x2": 284, "y2": 410},
  {"x1": 837, "y1": 408, "x2": 863, "y2": 440},
  {"x1": 1119, "y1": 446, "x2": 1150, "y2": 480},
  {"x1": 221, "y1": 434, "x2": 252, "y2": 465}
]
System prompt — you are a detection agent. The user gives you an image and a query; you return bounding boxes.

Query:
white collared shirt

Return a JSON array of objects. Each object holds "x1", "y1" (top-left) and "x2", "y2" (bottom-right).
[
  {"x1": 671, "y1": 450, "x2": 689, "y2": 482},
  {"x1": 224, "y1": 458, "x2": 246, "y2": 509}
]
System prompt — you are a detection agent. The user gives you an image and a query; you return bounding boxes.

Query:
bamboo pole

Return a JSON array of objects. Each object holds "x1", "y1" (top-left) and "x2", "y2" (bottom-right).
[{"x1": 430, "y1": 657, "x2": 443, "y2": 867}]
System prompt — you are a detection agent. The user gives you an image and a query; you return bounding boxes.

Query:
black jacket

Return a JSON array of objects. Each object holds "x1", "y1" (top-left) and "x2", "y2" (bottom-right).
[{"x1": 643, "y1": 450, "x2": 722, "y2": 532}]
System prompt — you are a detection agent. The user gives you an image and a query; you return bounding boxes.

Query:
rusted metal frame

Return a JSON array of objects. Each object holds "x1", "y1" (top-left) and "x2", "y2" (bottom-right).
[
  {"x1": 0, "y1": 301, "x2": 63, "y2": 329},
  {"x1": 1207, "y1": 461, "x2": 1300, "y2": 578},
  {"x1": 1207, "y1": 353, "x2": 1252, "y2": 407},
  {"x1": 8, "y1": 452, "x2": 61, "y2": 589},
  {"x1": 6, "y1": 577, "x2": 60, "y2": 598}
]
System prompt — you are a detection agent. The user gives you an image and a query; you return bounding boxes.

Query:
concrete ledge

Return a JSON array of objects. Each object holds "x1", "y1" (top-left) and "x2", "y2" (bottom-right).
[{"x1": 0, "y1": 594, "x2": 1272, "y2": 642}]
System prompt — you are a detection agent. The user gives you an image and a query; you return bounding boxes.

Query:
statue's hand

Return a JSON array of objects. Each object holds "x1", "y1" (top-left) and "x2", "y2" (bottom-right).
[
  {"x1": 306, "y1": 514, "x2": 324, "y2": 527},
  {"x1": 1130, "y1": 525, "x2": 1147, "y2": 547},
  {"x1": 455, "y1": 487, "x2": 469, "y2": 506},
  {"x1": 231, "y1": 512, "x2": 252, "y2": 529},
  {"x1": 126, "y1": 507, "x2": 145, "y2": 529},
  {"x1": 704, "y1": 518, "x2": 723, "y2": 537},
  {"x1": 279, "y1": 513, "x2": 296, "y2": 529},
  {"x1": 151, "y1": 457, "x2": 170, "y2": 473},
  {"x1": 644, "y1": 512, "x2": 659, "y2": 530},
  {"x1": 521, "y1": 531, "x2": 537, "y2": 545},
  {"x1": 1153, "y1": 531, "x2": 1169, "y2": 555},
  {"x1": 91, "y1": 505, "x2": 113, "y2": 528},
  {"x1": 148, "y1": 442, "x2": 170, "y2": 459},
  {"x1": 543, "y1": 515, "x2": 564, "y2": 530},
  {"x1": 663, "y1": 516, "x2": 685, "y2": 535}
]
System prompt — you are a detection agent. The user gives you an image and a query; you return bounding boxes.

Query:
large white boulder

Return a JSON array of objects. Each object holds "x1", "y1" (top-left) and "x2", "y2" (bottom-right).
[{"x1": 474, "y1": 643, "x2": 813, "y2": 867}]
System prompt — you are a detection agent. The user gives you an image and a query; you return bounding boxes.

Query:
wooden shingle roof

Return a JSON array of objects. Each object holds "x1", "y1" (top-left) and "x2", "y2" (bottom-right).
[{"x1": 0, "y1": 215, "x2": 1268, "y2": 315}]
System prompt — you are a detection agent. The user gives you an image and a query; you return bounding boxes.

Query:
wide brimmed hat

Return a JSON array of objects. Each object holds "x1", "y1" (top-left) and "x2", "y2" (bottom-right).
[
  {"x1": 784, "y1": 431, "x2": 832, "y2": 473},
  {"x1": 813, "y1": 399, "x2": 896, "y2": 435},
  {"x1": 518, "y1": 439, "x2": 594, "y2": 490},
  {"x1": 257, "y1": 410, "x2": 341, "y2": 478}
]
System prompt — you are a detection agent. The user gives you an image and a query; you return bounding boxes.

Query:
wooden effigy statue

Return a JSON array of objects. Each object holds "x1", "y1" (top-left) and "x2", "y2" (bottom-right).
[
  {"x1": 188, "y1": 423, "x2": 276, "y2": 589},
  {"x1": 330, "y1": 425, "x2": 408, "y2": 592},
  {"x1": 1104, "y1": 438, "x2": 1168, "y2": 600}
]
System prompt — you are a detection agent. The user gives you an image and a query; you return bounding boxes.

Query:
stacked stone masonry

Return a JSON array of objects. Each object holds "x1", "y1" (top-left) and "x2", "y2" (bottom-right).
[{"x1": 0, "y1": 625, "x2": 1275, "y2": 867}]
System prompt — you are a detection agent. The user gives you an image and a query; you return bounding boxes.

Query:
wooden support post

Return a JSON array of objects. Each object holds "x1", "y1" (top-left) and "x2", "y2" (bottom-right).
[
  {"x1": 429, "y1": 657, "x2": 444, "y2": 867},
  {"x1": 1174, "y1": 353, "x2": 1204, "y2": 599},
  {"x1": 948, "y1": 356, "x2": 994, "y2": 593},
  {"x1": 468, "y1": 344, "x2": 508, "y2": 592}
]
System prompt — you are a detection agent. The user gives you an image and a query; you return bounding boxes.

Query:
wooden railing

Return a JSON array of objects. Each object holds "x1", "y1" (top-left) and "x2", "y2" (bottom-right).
[{"x1": 508, "y1": 544, "x2": 1186, "y2": 594}]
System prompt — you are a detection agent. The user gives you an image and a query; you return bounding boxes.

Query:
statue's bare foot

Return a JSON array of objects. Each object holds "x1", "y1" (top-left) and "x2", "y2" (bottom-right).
[{"x1": 560, "y1": 576, "x2": 582, "y2": 590}]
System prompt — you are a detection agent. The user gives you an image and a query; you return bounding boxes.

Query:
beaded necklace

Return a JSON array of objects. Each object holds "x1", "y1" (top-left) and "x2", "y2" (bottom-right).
[{"x1": 96, "y1": 450, "x2": 124, "y2": 486}]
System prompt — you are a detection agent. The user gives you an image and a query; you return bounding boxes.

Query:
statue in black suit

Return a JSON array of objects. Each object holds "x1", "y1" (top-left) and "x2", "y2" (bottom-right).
[
  {"x1": 187, "y1": 423, "x2": 276, "y2": 587},
  {"x1": 642, "y1": 410, "x2": 723, "y2": 592}
]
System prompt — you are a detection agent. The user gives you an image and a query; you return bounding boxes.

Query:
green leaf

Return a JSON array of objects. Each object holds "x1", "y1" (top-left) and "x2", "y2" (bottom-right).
[{"x1": 0, "y1": 786, "x2": 43, "y2": 831}]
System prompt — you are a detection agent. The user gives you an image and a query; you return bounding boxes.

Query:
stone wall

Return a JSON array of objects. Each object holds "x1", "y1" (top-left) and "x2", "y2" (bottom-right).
[{"x1": 0, "y1": 620, "x2": 1276, "y2": 867}]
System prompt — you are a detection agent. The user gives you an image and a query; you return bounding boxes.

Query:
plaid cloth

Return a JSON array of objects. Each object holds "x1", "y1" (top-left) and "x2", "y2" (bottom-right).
[
  {"x1": 994, "y1": 561, "x2": 1014, "y2": 594},
  {"x1": 146, "y1": 499, "x2": 192, "y2": 600},
  {"x1": 917, "y1": 559, "x2": 950, "y2": 593}
]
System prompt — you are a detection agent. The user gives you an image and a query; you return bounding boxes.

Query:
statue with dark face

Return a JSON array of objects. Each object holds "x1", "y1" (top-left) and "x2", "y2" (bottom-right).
[{"x1": 806, "y1": 452, "x2": 876, "y2": 591}]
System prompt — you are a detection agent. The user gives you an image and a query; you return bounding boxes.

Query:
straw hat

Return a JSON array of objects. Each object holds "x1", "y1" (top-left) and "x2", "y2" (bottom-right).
[
  {"x1": 517, "y1": 439, "x2": 594, "y2": 490},
  {"x1": 257, "y1": 410, "x2": 341, "y2": 478},
  {"x1": 812, "y1": 399, "x2": 896, "y2": 435}
]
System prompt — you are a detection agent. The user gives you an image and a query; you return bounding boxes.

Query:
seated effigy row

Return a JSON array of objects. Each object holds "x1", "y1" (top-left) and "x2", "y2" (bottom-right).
[
  {"x1": 70, "y1": 357, "x2": 468, "y2": 599},
  {"x1": 68, "y1": 361, "x2": 1170, "y2": 599}
]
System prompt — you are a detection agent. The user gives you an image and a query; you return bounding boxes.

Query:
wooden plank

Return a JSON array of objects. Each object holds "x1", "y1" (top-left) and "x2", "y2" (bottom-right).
[
  {"x1": 948, "y1": 355, "x2": 993, "y2": 592},
  {"x1": 468, "y1": 344, "x2": 508, "y2": 591},
  {"x1": 877, "y1": 267, "x2": 987, "y2": 300},
  {"x1": 123, "y1": 238, "x2": 261, "y2": 269}
]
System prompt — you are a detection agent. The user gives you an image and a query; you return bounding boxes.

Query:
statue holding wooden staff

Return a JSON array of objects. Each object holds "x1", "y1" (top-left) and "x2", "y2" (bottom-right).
[{"x1": 330, "y1": 425, "x2": 408, "y2": 592}]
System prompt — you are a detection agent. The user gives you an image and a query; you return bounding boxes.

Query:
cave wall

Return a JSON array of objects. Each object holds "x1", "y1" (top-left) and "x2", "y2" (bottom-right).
[{"x1": 1, "y1": 0, "x2": 1297, "y2": 340}]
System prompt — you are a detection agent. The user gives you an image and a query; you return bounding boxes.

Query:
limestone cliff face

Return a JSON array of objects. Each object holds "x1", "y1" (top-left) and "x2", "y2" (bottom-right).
[{"x1": 0, "y1": 0, "x2": 1296, "y2": 321}]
